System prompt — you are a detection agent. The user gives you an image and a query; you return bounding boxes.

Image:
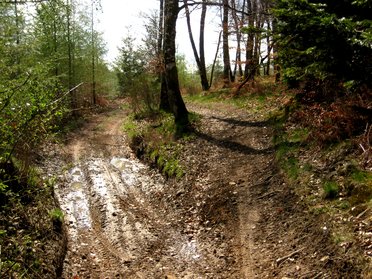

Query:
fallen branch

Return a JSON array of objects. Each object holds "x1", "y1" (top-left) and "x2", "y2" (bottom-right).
[{"x1": 276, "y1": 247, "x2": 305, "y2": 266}]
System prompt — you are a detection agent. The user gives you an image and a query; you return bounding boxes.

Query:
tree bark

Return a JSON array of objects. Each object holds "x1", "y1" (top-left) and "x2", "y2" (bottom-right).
[
  {"x1": 244, "y1": 0, "x2": 254, "y2": 80},
  {"x1": 209, "y1": 31, "x2": 222, "y2": 87},
  {"x1": 265, "y1": 17, "x2": 271, "y2": 75},
  {"x1": 199, "y1": 0, "x2": 209, "y2": 90},
  {"x1": 183, "y1": 0, "x2": 209, "y2": 91},
  {"x1": 222, "y1": 0, "x2": 232, "y2": 87},
  {"x1": 91, "y1": 0, "x2": 96, "y2": 105},
  {"x1": 163, "y1": 0, "x2": 189, "y2": 128},
  {"x1": 231, "y1": 0, "x2": 243, "y2": 79},
  {"x1": 158, "y1": 0, "x2": 171, "y2": 112},
  {"x1": 272, "y1": 17, "x2": 281, "y2": 82}
]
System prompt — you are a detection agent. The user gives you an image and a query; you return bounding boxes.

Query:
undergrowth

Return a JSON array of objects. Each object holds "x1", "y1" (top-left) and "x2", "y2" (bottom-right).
[
  {"x1": 272, "y1": 87, "x2": 371, "y2": 275},
  {"x1": 123, "y1": 110, "x2": 200, "y2": 179},
  {"x1": 0, "y1": 163, "x2": 65, "y2": 278},
  {"x1": 185, "y1": 77, "x2": 289, "y2": 117}
]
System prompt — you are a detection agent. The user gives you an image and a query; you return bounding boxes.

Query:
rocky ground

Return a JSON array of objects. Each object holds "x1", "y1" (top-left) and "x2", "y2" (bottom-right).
[{"x1": 42, "y1": 99, "x2": 369, "y2": 278}]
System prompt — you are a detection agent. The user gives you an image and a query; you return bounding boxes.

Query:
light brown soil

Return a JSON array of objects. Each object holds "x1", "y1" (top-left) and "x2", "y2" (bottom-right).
[{"x1": 44, "y1": 99, "x2": 367, "y2": 278}]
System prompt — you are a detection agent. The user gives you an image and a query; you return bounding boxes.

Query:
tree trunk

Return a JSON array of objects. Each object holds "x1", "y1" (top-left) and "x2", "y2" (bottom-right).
[
  {"x1": 158, "y1": 0, "x2": 171, "y2": 112},
  {"x1": 183, "y1": 0, "x2": 209, "y2": 91},
  {"x1": 163, "y1": 0, "x2": 189, "y2": 129},
  {"x1": 209, "y1": 31, "x2": 222, "y2": 87},
  {"x1": 244, "y1": 0, "x2": 254, "y2": 80},
  {"x1": 222, "y1": 0, "x2": 232, "y2": 87},
  {"x1": 231, "y1": 0, "x2": 243, "y2": 79},
  {"x1": 253, "y1": 3, "x2": 262, "y2": 77},
  {"x1": 272, "y1": 18, "x2": 281, "y2": 82},
  {"x1": 265, "y1": 18, "x2": 271, "y2": 75},
  {"x1": 199, "y1": 0, "x2": 209, "y2": 90},
  {"x1": 91, "y1": 0, "x2": 96, "y2": 105}
]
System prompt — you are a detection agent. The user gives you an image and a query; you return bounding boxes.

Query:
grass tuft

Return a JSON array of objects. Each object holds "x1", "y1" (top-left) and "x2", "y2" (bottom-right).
[{"x1": 323, "y1": 181, "x2": 339, "y2": 199}]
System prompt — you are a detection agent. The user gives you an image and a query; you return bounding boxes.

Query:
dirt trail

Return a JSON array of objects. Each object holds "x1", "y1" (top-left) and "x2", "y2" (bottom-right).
[{"x1": 43, "y1": 100, "x2": 355, "y2": 278}]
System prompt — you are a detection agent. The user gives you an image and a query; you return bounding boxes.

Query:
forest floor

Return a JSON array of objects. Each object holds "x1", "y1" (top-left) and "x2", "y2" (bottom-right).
[{"x1": 41, "y1": 95, "x2": 370, "y2": 278}]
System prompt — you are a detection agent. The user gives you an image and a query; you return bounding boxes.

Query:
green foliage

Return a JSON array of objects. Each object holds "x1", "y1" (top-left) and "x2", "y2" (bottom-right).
[
  {"x1": 274, "y1": 0, "x2": 372, "y2": 87},
  {"x1": 184, "y1": 91, "x2": 224, "y2": 104},
  {"x1": 346, "y1": 166, "x2": 372, "y2": 205},
  {"x1": 323, "y1": 181, "x2": 339, "y2": 199},
  {"x1": 115, "y1": 35, "x2": 146, "y2": 96},
  {"x1": 33, "y1": 0, "x2": 113, "y2": 112},
  {"x1": 150, "y1": 144, "x2": 184, "y2": 179},
  {"x1": 49, "y1": 208, "x2": 64, "y2": 222},
  {"x1": 287, "y1": 127, "x2": 309, "y2": 143},
  {"x1": 0, "y1": 62, "x2": 68, "y2": 165},
  {"x1": 177, "y1": 54, "x2": 201, "y2": 95},
  {"x1": 0, "y1": 2, "x2": 109, "y2": 277},
  {"x1": 350, "y1": 168, "x2": 372, "y2": 184},
  {"x1": 276, "y1": 142, "x2": 301, "y2": 180},
  {"x1": 115, "y1": 34, "x2": 160, "y2": 113},
  {"x1": 0, "y1": 165, "x2": 64, "y2": 278},
  {"x1": 123, "y1": 111, "x2": 186, "y2": 179},
  {"x1": 122, "y1": 115, "x2": 142, "y2": 140}
]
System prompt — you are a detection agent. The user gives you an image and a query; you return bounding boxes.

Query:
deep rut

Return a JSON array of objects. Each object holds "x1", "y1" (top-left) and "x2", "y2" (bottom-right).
[{"x1": 46, "y1": 102, "x2": 276, "y2": 278}]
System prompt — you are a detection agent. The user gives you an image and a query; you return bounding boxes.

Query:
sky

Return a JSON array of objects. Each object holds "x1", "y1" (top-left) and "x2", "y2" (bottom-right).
[{"x1": 98, "y1": 0, "x2": 221, "y2": 66}]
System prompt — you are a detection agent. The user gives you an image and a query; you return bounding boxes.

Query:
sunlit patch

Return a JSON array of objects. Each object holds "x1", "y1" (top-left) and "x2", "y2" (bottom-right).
[{"x1": 179, "y1": 239, "x2": 202, "y2": 261}]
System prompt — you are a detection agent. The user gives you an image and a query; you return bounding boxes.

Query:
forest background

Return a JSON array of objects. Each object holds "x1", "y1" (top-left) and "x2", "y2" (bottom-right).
[{"x1": 0, "y1": 0, "x2": 371, "y2": 277}]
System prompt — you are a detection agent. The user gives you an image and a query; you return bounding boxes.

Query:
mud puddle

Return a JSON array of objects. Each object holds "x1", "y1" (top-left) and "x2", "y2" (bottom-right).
[
  {"x1": 46, "y1": 108, "x2": 231, "y2": 278},
  {"x1": 55, "y1": 155, "x2": 167, "y2": 278}
]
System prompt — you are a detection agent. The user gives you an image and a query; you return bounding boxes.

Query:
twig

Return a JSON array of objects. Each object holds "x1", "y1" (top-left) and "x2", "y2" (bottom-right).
[
  {"x1": 276, "y1": 247, "x2": 305, "y2": 266},
  {"x1": 312, "y1": 272, "x2": 323, "y2": 279},
  {"x1": 366, "y1": 123, "x2": 371, "y2": 147},
  {"x1": 257, "y1": 190, "x2": 281, "y2": 199},
  {"x1": 356, "y1": 208, "x2": 369, "y2": 219},
  {"x1": 359, "y1": 143, "x2": 366, "y2": 153},
  {"x1": 299, "y1": 270, "x2": 318, "y2": 279},
  {"x1": 49, "y1": 82, "x2": 84, "y2": 106}
]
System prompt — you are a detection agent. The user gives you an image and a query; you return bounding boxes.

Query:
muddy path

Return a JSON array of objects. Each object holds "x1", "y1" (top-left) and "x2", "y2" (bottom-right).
[{"x1": 43, "y1": 100, "x2": 358, "y2": 278}]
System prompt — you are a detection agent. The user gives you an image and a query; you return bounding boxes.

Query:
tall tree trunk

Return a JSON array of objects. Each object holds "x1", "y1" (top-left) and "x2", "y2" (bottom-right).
[
  {"x1": 66, "y1": 0, "x2": 75, "y2": 108},
  {"x1": 231, "y1": 0, "x2": 243, "y2": 79},
  {"x1": 158, "y1": 0, "x2": 171, "y2": 112},
  {"x1": 272, "y1": 18, "x2": 280, "y2": 82},
  {"x1": 222, "y1": 0, "x2": 232, "y2": 87},
  {"x1": 53, "y1": 14, "x2": 59, "y2": 80},
  {"x1": 163, "y1": 0, "x2": 189, "y2": 129},
  {"x1": 91, "y1": 0, "x2": 96, "y2": 105},
  {"x1": 265, "y1": 18, "x2": 271, "y2": 75},
  {"x1": 253, "y1": 2, "x2": 262, "y2": 77},
  {"x1": 209, "y1": 31, "x2": 222, "y2": 87},
  {"x1": 157, "y1": 0, "x2": 164, "y2": 56},
  {"x1": 244, "y1": 0, "x2": 254, "y2": 80},
  {"x1": 199, "y1": 0, "x2": 209, "y2": 90},
  {"x1": 183, "y1": 0, "x2": 209, "y2": 91}
]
